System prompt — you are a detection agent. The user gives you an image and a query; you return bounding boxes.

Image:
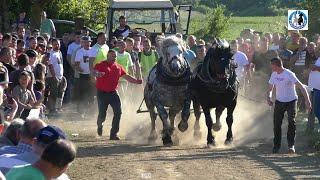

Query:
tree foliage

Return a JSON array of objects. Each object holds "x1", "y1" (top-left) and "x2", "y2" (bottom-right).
[
  {"x1": 45, "y1": 0, "x2": 109, "y2": 31},
  {"x1": 299, "y1": 0, "x2": 320, "y2": 39},
  {"x1": 193, "y1": 5, "x2": 231, "y2": 40}
]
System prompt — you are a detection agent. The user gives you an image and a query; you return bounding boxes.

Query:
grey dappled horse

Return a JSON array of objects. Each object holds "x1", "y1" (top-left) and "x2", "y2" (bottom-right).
[{"x1": 144, "y1": 36, "x2": 192, "y2": 146}]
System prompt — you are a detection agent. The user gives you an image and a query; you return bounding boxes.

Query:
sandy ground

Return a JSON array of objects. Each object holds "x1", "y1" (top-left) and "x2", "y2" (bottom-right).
[{"x1": 50, "y1": 96, "x2": 320, "y2": 180}]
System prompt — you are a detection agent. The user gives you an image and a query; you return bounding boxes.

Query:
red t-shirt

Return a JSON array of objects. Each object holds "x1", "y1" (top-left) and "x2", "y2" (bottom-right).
[{"x1": 94, "y1": 61, "x2": 126, "y2": 92}]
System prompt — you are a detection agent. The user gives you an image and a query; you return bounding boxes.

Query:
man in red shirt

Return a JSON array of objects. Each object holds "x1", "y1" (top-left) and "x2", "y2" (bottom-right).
[{"x1": 93, "y1": 49, "x2": 142, "y2": 140}]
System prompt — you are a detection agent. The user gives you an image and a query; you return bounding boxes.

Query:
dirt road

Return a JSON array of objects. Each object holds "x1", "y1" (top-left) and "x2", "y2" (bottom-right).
[{"x1": 51, "y1": 97, "x2": 320, "y2": 180}]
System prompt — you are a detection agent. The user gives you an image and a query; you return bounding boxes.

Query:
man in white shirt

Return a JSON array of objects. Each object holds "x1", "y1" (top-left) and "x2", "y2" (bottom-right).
[
  {"x1": 47, "y1": 39, "x2": 67, "y2": 115},
  {"x1": 75, "y1": 36, "x2": 94, "y2": 118},
  {"x1": 267, "y1": 57, "x2": 311, "y2": 154},
  {"x1": 230, "y1": 40, "x2": 249, "y2": 85},
  {"x1": 307, "y1": 55, "x2": 320, "y2": 132},
  {"x1": 89, "y1": 32, "x2": 109, "y2": 74}
]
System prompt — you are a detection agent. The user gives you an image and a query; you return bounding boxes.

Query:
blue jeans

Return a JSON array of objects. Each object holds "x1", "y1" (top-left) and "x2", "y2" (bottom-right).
[{"x1": 96, "y1": 90, "x2": 122, "y2": 137}]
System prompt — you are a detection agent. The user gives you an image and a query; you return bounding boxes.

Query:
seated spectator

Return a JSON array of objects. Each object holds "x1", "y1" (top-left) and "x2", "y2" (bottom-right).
[
  {"x1": 0, "y1": 125, "x2": 66, "y2": 175},
  {"x1": 12, "y1": 71, "x2": 38, "y2": 119},
  {"x1": 113, "y1": 16, "x2": 131, "y2": 38},
  {"x1": 6, "y1": 139, "x2": 76, "y2": 180},
  {"x1": 0, "y1": 119, "x2": 46, "y2": 155},
  {"x1": 0, "y1": 119, "x2": 24, "y2": 148}
]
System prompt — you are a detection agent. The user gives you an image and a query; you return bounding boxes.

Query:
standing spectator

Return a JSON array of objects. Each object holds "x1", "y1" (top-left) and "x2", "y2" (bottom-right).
[
  {"x1": 67, "y1": 31, "x2": 81, "y2": 101},
  {"x1": 25, "y1": 49, "x2": 38, "y2": 70},
  {"x1": 187, "y1": 35, "x2": 197, "y2": 53},
  {"x1": 17, "y1": 27, "x2": 26, "y2": 42},
  {"x1": 278, "y1": 37, "x2": 293, "y2": 69},
  {"x1": 0, "y1": 47, "x2": 16, "y2": 74},
  {"x1": 27, "y1": 36, "x2": 37, "y2": 51},
  {"x1": 190, "y1": 44, "x2": 206, "y2": 72},
  {"x1": 270, "y1": 32, "x2": 280, "y2": 50},
  {"x1": 307, "y1": 47, "x2": 320, "y2": 132},
  {"x1": 290, "y1": 37, "x2": 312, "y2": 112},
  {"x1": 139, "y1": 39, "x2": 158, "y2": 79},
  {"x1": 125, "y1": 38, "x2": 141, "y2": 79},
  {"x1": 93, "y1": 50, "x2": 142, "y2": 139},
  {"x1": 0, "y1": 33, "x2": 3, "y2": 48},
  {"x1": 253, "y1": 34, "x2": 260, "y2": 52},
  {"x1": 15, "y1": 12, "x2": 29, "y2": 28},
  {"x1": 133, "y1": 34, "x2": 142, "y2": 52},
  {"x1": 6, "y1": 139, "x2": 76, "y2": 180},
  {"x1": 32, "y1": 29, "x2": 40, "y2": 38},
  {"x1": 16, "y1": 39, "x2": 25, "y2": 58},
  {"x1": 0, "y1": 119, "x2": 46, "y2": 155},
  {"x1": 113, "y1": 16, "x2": 131, "y2": 38},
  {"x1": 2, "y1": 34, "x2": 12, "y2": 48},
  {"x1": 267, "y1": 57, "x2": 311, "y2": 154},
  {"x1": 230, "y1": 40, "x2": 249, "y2": 87},
  {"x1": 89, "y1": 32, "x2": 109, "y2": 73},
  {"x1": 40, "y1": 11, "x2": 56, "y2": 38},
  {"x1": 286, "y1": 31, "x2": 300, "y2": 52},
  {"x1": 75, "y1": 36, "x2": 93, "y2": 118},
  {"x1": 46, "y1": 39, "x2": 67, "y2": 115}
]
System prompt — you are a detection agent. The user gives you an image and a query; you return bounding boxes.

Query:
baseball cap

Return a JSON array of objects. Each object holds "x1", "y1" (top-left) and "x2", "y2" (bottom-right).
[
  {"x1": 81, "y1": 36, "x2": 92, "y2": 42},
  {"x1": 37, "y1": 125, "x2": 67, "y2": 145},
  {"x1": 25, "y1": 49, "x2": 38, "y2": 58}
]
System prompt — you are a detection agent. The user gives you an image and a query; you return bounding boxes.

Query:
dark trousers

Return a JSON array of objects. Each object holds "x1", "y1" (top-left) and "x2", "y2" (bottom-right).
[
  {"x1": 78, "y1": 74, "x2": 94, "y2": 112},
  {"x1": 273, "y1": 100, "x2": 297, "y2": 149},
  {"x1": 46, "y1": 77, "x2": 67, "y2": 112},
  {"x1": 96, "y1": 90, "x2": 122, "y2": 137},
  {"x1": 307, "y1": 89, "x2": 320, "y2": 131}
]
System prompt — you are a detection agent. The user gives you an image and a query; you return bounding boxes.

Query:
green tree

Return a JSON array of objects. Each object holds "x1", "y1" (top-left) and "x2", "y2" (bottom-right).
[
  {"x1": 299, "y1": 0, "x2": 320, "y2": 39},
  {"x1": 193, "y1": 5, "x2": 231, "y2": 40}
]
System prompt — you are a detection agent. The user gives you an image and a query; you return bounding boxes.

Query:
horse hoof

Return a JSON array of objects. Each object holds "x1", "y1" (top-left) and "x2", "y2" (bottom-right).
[
  {"x1": 162, "y1": 136, "x2": 173, "y2": 146},
  {"x1": 207, "y1": 140, "x2": 216, "y2": 148},
  {"x1": 212, "y1": 123, "x2": 222, "y2": 132},
  {"x1": 224, "y1": 138, "x2": 233, "y2": 145},
  {"x1": 178, "y1": 121, "x2": 188, "y2": 132},
  {"x1": 193, "y1": 131, "x2": 202, "y2": 140}
]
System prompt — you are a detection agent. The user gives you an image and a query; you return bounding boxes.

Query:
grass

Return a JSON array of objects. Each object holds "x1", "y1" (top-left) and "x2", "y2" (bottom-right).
[{"x1": 188, "y1": 13, "x2": 287, "y2": 40}]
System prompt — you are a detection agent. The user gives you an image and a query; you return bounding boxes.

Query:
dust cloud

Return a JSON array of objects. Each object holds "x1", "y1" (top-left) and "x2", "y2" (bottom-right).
[{"x1": 116, "y1": 84, "x2": 275, "y2": 148}]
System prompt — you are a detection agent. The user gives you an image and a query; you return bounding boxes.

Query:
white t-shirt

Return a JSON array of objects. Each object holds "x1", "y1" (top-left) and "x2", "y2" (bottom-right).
[
  {"x1": 67, "y1": 42, "x2": 81, "y2": 56},
  {"x1": 89, "y1": 43, "x2": 109, "y2": 58},
  {"x1": 47, "y1": 50, "x2": 64, "y2": 79},
  {"x1": 308, "y1": 57, "x2": 320, "y2": 90},
  {"x1": 269, "y1": 69, "x2": 299, "y2": 102},
  {"x1": 75, "y1": 48, "x2": 91, "y2": 74},
  {"x1": 233, "y1": 51, "x2": 249, "y2": 79}
]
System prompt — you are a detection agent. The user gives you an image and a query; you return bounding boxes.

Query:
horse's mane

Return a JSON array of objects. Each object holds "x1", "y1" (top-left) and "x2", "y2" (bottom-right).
[{"x1": 159, "y1": 36, "x2": 186, "y2": 59}]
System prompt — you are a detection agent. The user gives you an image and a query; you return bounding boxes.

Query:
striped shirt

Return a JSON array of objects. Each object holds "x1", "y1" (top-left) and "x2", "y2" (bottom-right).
[{"x1": 0, "y1": 142, "x2": 32, "y2": 156}]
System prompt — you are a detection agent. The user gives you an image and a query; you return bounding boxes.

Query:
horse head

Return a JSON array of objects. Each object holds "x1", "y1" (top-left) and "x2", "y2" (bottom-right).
[
  {"x1": 205, "y1": 39, "x2": 234, "y2": 81},
  {"x1": 159, "y1": 36, "x2": 188, "y2": 77}
]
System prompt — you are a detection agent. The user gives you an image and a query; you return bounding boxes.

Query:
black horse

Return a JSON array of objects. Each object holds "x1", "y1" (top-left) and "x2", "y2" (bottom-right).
[{"x1": 179, "y1": 39, "x2": 238, "y2": 146}]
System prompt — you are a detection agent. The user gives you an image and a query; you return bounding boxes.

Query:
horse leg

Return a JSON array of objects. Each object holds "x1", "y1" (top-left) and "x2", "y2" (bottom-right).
[
  {"x1": 213, "y1": 106, "x2": 224, "y2": 132},
  {"x1": 204, "y1": 108, "x2": 215, "y2": 146},
  {"x1": 169, "y1": 108, "x2": 180, "y2": 145},
  {"x1": 147, "y1": 105, "x2": 158, "y2": 142},
  {"x1": 193, "y1": 99, "x2": 202, "y2": 139},
  {"x1": 178, "y1": 90, "x2": 191, "y2": 132},
  {"x1": 225, "y1": 101, "x2": 236, "y2": 145},
  {"x1": 155, "y1": 101, "x2": 172, "y2": 146}
]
